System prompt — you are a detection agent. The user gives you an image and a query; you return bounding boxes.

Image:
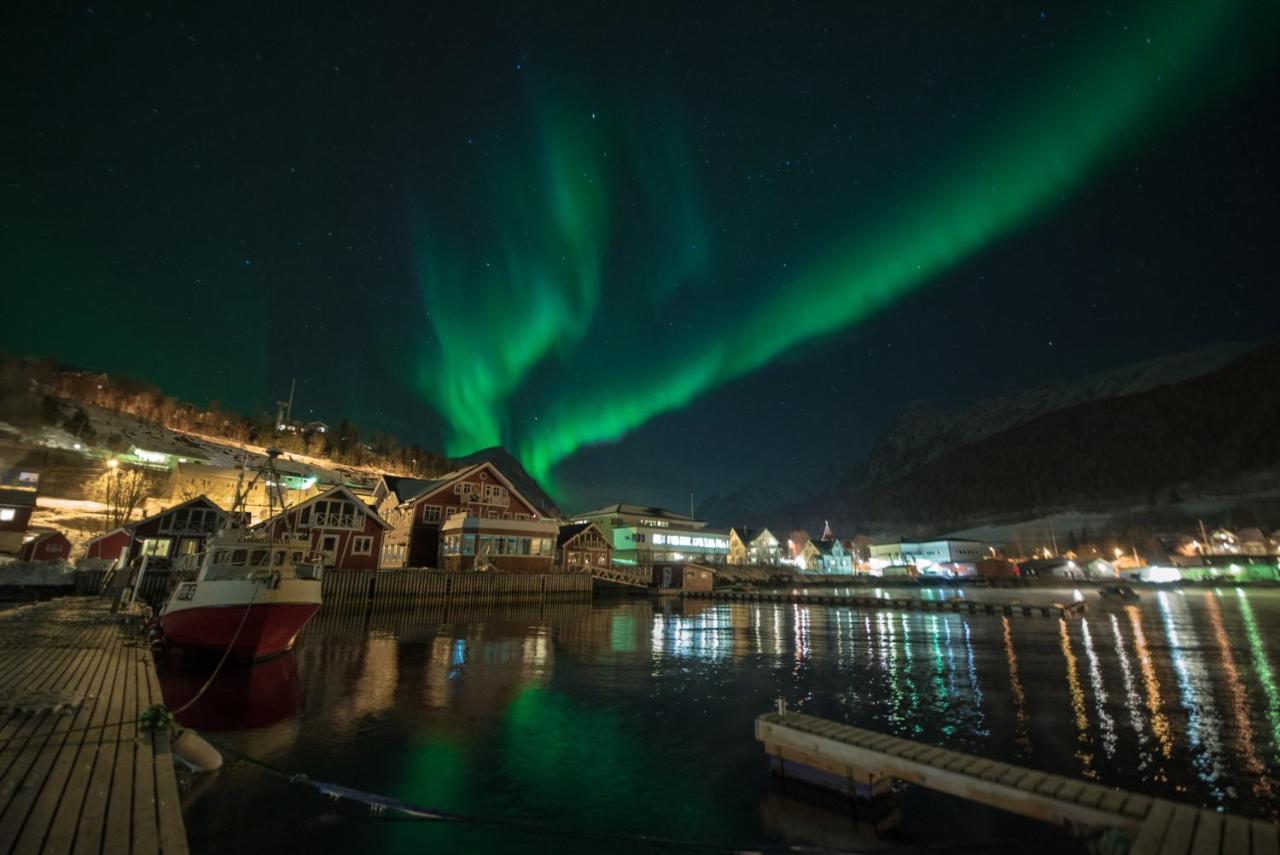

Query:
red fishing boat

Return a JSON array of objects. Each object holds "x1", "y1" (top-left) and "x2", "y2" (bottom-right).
[{"x1": 158, "y1": 451, "x2": 323, "y2": 659}]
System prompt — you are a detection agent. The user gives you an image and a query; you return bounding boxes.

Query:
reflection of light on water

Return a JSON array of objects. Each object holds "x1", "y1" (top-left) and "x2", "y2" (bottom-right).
[
  {"x1": 521, "y1": 630, "x2": 550, "y2": 680},
  {"x1": 773, "y1": 606, "x2": 784, "y2": 659},
  {"x1": 900, "y1": 613, "x2": 921, "y2": 734},
  {"x1": 1002, "y1": 617, "x2": 1030, "y2": 756},
  {"x1": 1157, "y1": 590, "x2": 1227, "y2": 802},
  {"x1": 793, "y1": 605, "x2": 810, "y2": 663},
  {"x1": 928, "y1": 615, "x2": 949, "y2": 730},
  {"x1": 650, "y1": 610, "x2": 732, "y2": 662},
  {"x1": 1080, "y1": 618, "x2": 1117, "y2": 758},
  {"x1": 1108, "y1": 613, "x2": 1150, "y2": 770},
  {"x1": 1205, "y1": 591, "x2": 1274, "y2": 799},
  {"x1": 963, "y1": 621, "x2": 986, "y2": 735},
  {"x1": 1127, "y1": 604, "x2": 1173, "y2": 761},
  {"x1": 943, "y1": 618, "x2": 958, "y2": 707},
  {"x1": 1236, "y1": 588, "x2": 1280, "y2": 764},
  {"x1": 424, "y1": 636, "x2": 453, "y2": 709},
  {"x1": 1058, "y1": 618, "x2": 1095, "y2": 777},
  {"x1": 879, "y1": 611, "x2": 904, "y2": 727}
]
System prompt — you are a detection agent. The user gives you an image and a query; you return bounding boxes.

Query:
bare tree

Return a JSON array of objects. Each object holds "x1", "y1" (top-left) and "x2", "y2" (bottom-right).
[{"x1": 91, "y1": 466, "x2": 153, "y2": 530}]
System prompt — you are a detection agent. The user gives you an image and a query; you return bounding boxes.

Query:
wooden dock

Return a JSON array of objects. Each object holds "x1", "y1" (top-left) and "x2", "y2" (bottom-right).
[
  {"x1": 689, "y1": 589, "x2": 1087, "y2": 618},
  {"x1": 756, "y1": 708, "x2": 1280, "y2": 854},
  {"x1": 0, "y1": 598, "x2": 188, "y2": 854}
]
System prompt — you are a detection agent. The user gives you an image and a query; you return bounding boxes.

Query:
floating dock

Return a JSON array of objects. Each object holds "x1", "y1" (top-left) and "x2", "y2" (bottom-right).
[
  {"x1": 756, "y1": 708, "x2": 1280, "y2": 854},
  {"x1": 0, "y1": 598, "x2": 188, "y2": 854},
  {"x1": 687, "y1": 589, "x2": 1087, "y2": 617}
]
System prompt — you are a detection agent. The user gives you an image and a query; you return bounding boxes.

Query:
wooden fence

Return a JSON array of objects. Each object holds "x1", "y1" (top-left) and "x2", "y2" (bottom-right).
[{"x1": 323, "y1": 569, "x2": 592, "y2": 610}]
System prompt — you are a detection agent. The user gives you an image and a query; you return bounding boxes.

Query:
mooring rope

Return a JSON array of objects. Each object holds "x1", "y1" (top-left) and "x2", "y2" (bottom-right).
[
  {"x1": 170, "y1": 576, "x2": 264, "y2": 716},
  {"x1": 205, "y1": 737, "x2": 1063, "y2": 854}
]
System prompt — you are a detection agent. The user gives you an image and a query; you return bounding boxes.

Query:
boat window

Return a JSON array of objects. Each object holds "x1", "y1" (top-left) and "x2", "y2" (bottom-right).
[
  {"x1": 250, "y1": 549, "x2": 270, "y2": 566},
  {"x1": 231, "y1": 549, "x2": 248, "y2": 564},
  {"x1": 273, "y1": 551, "x2": 286, "y2": 567},
  {"x1": 214, "y1": 550, "x2": 228, "y2": 565}
]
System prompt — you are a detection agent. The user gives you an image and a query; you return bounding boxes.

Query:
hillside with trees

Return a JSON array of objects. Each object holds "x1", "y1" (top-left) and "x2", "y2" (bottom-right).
[{"x1": 0, "y1": 354, "x2": 451, "y2": 479}]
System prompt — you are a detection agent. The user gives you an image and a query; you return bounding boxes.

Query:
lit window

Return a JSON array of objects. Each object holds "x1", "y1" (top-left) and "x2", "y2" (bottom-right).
[
  {"x1": 140, "y1": 538, "x2": 171, "y2": 558},
  {"x1": 0, "y1": 509, "x2": 15, "y2": 522}
]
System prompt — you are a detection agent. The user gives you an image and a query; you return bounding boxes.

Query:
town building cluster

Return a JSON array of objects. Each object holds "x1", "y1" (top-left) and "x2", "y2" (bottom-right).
[{"x1": 4, "y1": 442, "x2": 1280, "y2": 586}]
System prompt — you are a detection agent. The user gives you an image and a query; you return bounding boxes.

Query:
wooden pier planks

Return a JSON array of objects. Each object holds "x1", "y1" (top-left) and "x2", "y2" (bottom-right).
[
  {"x1": 0, "y1": 598, "x2": 188, "y2": 855},
  {"x1": 756, "y1": 710, "x2": 1280, "y2": 854}
]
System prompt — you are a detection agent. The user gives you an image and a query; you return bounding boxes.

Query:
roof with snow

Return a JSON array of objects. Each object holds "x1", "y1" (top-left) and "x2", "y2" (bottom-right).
[{"x1": 575, "y1": 503, "x2": 701, "y2": 524}]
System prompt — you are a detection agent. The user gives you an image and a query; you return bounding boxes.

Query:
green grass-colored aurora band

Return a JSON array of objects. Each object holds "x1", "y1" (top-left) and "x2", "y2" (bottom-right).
[{"x1": 414, "y1": 0, "x2": 1256, "y2": 492}]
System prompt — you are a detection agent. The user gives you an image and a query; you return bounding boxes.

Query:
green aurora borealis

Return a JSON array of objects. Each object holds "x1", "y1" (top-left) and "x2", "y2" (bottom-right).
[
  {"x1": 5, "y1": 1, "x2": 1278, "y2": 508},
  {"x1": 408, "y1": 0, "x2": 1253, "y2": 490}
]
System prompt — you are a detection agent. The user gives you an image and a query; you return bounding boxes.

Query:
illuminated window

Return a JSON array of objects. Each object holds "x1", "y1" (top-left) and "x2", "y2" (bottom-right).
[
  {"x1": 0, "y1": 509, "x2": 15, "y2": 522},
  {"x1": 139, "y1": 538, "x2": 171, "y2": 558}
]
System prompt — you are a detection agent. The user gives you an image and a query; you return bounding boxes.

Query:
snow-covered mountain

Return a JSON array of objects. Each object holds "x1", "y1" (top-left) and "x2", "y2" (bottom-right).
[{"x1": 854, "y1": 340, "x2": 1256, "y2": 487}]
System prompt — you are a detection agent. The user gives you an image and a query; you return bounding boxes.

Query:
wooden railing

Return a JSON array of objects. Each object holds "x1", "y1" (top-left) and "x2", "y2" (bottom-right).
[{"x1": 567, "y1": 563, "x2": 649, "y2": 588}]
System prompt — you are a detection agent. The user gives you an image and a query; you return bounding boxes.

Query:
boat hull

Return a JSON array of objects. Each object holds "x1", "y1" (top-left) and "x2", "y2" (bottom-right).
[{"x1": 160, "y1": 601, "x2": 319, "y2": 659}]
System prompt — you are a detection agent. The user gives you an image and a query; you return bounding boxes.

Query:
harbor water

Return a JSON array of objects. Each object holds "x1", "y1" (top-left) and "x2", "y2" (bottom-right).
[{"x1": 166, "y1": 586, "x2": 1280, "y2": 853}]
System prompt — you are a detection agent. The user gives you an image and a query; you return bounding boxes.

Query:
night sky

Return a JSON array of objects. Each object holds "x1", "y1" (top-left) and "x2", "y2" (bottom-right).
[{"x1": 5, "y1": 2, "x2": 1278, "y2": 512}]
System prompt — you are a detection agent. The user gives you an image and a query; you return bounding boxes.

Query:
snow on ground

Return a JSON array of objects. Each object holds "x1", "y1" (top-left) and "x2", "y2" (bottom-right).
[
  {"x1": 19, "y1": 402, "x2": 388, "y2": 486},
  {"x1": 0, "y1": 561, "x2": 74, "y2": 586},
  {"x1": 32, "y1": 497, "x2": 112, "y2": 555}
]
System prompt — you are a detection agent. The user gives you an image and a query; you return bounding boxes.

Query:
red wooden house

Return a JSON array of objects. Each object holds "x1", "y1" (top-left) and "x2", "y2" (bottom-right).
[
  {"x1": 379, "y1": 461, "x2": 546, "y2": 569},
  {"x1": 81, "y1": 496, "x2": 228, "y2": 567},
  {"x1": 18, "y1": 529, "x2": 72, "y2": 562},
  {"x1": 253, "y1": 485, "x2": 389, "y2": 570}
]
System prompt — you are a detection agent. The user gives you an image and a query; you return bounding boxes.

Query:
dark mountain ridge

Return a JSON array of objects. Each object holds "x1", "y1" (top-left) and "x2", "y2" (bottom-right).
[
  {"x1": 795, "y1": 342, "x2": 1280, "y2": 532},
  {"x1": 703, "y1": 341, "x2": 1279, "y2": 533}
]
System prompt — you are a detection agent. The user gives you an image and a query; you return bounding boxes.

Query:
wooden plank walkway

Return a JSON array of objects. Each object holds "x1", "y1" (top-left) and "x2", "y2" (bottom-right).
[
  {"x1": 0, "y1": 598, "x2": 188, "y2": 855},
  {"x1": 692, "y1": 589, "x2": 1087, "y2": 618},
  {"x1": 756, "y1": 709, "x2": 1280, "y2": 854}
]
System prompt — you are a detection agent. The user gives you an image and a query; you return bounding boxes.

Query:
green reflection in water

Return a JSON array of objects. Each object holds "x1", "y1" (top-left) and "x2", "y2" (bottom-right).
[
  {"x1": 1236, "y1": 588, "x2": 1280, "y2": 762},
  {"x1": 611, "y1": 613, "x2": 637, "y2": 653},
  {"x1": 385, "y1": 735, "x2": 472, "y2": 851},
  {"x1": 501, "y1": 685, "x2": 723, "y2": 839}
]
